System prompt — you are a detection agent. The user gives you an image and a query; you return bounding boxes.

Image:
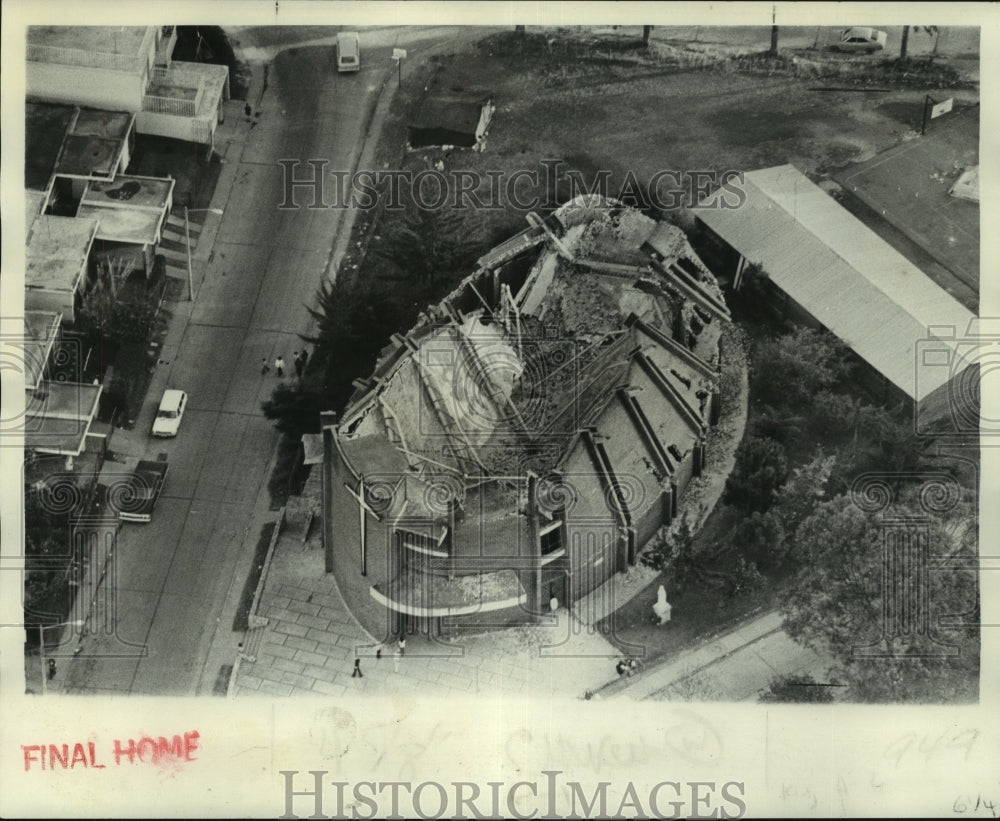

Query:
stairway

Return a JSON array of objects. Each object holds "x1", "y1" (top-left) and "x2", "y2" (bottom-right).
[{"x1": 157, "y1": 209, "x2": 203, "y2": 278}]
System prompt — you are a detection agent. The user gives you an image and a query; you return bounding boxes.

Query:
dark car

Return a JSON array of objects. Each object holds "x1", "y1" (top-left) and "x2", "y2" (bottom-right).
[{"x1": 117, "y1": 460, "x2": 169, "y2": 523}]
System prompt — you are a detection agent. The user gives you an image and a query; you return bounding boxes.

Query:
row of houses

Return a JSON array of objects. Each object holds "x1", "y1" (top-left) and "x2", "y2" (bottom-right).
[{"x1": 21, "y1": 26, "x2": 230, "y2": 465}]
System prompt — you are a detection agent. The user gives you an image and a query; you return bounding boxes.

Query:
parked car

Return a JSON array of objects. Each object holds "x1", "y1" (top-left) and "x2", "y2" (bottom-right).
[
  {"x1": 337, "y1": 31, "x2": 360, "y2": 72},
  {"x1": 831, "y1": 27, "x2": 887, "y2": 53},
  {"x1": 152, "y1": 389, "x2": 187, "y2": 437},
  {"x1": 117, "y1": 460, "x2": 169, "y2": 523}
]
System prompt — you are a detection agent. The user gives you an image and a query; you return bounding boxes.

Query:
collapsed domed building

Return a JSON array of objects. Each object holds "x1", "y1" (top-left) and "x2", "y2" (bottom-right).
[{"x1": 321, "y1": 195, "x2": 730, "y2": 639}]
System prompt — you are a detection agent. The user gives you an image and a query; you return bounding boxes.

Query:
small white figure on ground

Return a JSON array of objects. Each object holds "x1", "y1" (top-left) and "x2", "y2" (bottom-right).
[{"x1": 653, "y1": 584, "x2": 672, "y2": 625}]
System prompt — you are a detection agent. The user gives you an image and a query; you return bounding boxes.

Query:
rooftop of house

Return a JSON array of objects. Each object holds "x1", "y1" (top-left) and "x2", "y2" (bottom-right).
[
  {"x1": 24, "y1": 381, "x2": 103, "y2": 456},
  {"x1": 23, "y1": 310, "x2": 63, "y2": 391},
  {"x1": 336, "y1": 196, "x2": 727, "y2": 525},
  {"x1": 153, "y1": 61, "x2": 230, "y2": 120},
  {"x1": 25, "y1": 191, "x2": 48, "y2": 239},
  {"x1": 26, "y1": 101, "x2": 134, "y2": 190},
  {"x1": 25, "y1": 101, "x2": 76, "y2": 192},
  {"x1": 26, "y1": 215, "x2": 99, "y2": 292},
  {"x1": 76, "y1": 174, "x2": 173, "y2": 245},
  {"x1": 27, "y1": 26, "x2": 152, "y2": 59}
]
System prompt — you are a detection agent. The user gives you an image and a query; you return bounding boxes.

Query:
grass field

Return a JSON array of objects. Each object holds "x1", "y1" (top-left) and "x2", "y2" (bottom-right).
[{"x1": 835, "y1": 102, "x2": 979, "y2": 294}]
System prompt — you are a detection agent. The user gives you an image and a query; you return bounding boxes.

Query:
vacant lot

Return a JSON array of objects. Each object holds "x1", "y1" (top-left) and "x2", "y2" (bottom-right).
[{"x1": 354, "y1": 30, "x2": 978, "y2": 286}]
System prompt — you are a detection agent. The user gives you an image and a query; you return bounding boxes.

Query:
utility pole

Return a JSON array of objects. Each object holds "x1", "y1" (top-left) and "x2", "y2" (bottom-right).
[{"x1": 185, "y1": 205, "x2": 194, "y2": 301}]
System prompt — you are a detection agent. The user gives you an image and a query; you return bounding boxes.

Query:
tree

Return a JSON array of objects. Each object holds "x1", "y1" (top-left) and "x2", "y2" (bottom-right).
[
  {"x1": 760, "y1": 673, "x2": 836, "y2": 703},
  {"x1": 899, "y1": 25, "x2": 910, "y2": 59},
  {"x1": 643, "y1": 26, "x2": 653, "y2": 45},
  {"x1": 752, "y1": 325, "x2": 852, "y2": 412},
  {"x1": 376, "y1": 198, "x2": 479, "y2": 288},
  {"x1": 724, "y1": 435, "x2": 789, "y2": 513},
  {"x1": 77, "y1": 273, "x2": 158, "y2": 347},
  {"x1": 734, "y1": 509, "x2": 786, "y2": 570},
  {"x1": 782, "y1": 494, "x2": 978, "y2": 703},
  {"x1": 771, "y1": 451, "x2": 835, "y2": 534},
  {"x1": 261, "y1": 382, "x2": 329, "y2": 437},
  {"x1": 642, "y1": 512, "x2": 695, "y2": 576}
]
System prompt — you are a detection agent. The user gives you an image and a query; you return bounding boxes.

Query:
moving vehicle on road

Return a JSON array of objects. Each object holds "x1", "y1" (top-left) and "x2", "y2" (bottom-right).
[
  {"x1": 831, "y1": 27, "x2": 887, "y2": 53},
  {"x1": 117, "y1": 460, "x2": 169, "y2": 524},
  {"x1": 152, "y1": 389, "x2": 187, "y2": 437},
  {"x1": 337, "y1": 31, "x2": 360, "y2": 72}
]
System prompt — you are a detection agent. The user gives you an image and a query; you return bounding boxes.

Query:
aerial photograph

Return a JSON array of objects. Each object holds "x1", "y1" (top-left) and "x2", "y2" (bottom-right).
[{"x1": 18, "y1": 18, "x2": 980, "y2": 709}]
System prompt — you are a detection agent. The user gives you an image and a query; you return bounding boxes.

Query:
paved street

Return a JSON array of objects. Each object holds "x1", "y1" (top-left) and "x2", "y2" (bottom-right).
[
  {"x1": 57, "y1": 27, "x2": 493, "y2": 696},
  {"x1": 59, "y1": 34, "x2": 398, "y2": 695}
]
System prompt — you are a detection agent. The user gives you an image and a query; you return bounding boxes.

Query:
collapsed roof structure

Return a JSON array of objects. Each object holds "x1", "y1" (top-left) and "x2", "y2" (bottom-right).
[{"x1": 323, "y1": 195, "x2": 730, "y2": 637}]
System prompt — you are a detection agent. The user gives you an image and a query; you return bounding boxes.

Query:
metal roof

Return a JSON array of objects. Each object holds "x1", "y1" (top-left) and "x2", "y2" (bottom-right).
[{"x1": 698, "y1": 164, "x2": 975, "y2": 401}]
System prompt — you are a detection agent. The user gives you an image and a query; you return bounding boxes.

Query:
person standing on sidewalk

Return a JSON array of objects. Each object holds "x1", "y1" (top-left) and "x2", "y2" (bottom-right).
[
  {"x1": 293, "y1": 351, "x2": 304, "y2": 379},
  {"x1": 352, "y1": 657, "x2": 363, "y2": 678},
  {"x1": 274, "y1": 356, "x2": 285, "y2": 377},
  {"x1": 398, "y1": 635, "x2": 406, "y2": 656},
  {"x1": 261, "y1": 357, "x2": 270, "y2": 375}
]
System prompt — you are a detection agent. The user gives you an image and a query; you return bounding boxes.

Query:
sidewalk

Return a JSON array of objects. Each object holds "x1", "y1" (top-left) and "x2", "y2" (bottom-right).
[
  {"x1": 232, "y1": 512, "x2": 622, "y2": 699},
  {"x1": 596, "y1": 610, "x2": 834, "y2": 701}
]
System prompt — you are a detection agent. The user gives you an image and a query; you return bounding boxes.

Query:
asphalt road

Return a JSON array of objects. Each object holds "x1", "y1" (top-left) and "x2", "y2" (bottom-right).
[{"x1": 60, "y1": 27, "x2": 489, "y2": 696}]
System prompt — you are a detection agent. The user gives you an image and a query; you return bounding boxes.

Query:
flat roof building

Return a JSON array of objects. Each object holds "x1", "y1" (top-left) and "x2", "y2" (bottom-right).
[
  {"x1": 25, "y1": 215, "x2": 99, "y2": 323},
  {"x1": 696, "y1": 164, "x2": 976, "y2": 420},
  {"x1": 27, "y1": 26, "x2": 229, "y2": 151}
]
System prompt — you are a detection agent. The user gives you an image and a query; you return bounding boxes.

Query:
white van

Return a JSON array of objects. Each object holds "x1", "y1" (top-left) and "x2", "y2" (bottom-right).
[{"x1": 337, "y1": 32, "x2": 360, "y2": 73}]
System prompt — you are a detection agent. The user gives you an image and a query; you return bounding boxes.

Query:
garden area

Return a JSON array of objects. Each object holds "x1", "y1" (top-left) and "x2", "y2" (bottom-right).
[{"x1": 602, "y1": 282, "x2": 979, "y2": 703}]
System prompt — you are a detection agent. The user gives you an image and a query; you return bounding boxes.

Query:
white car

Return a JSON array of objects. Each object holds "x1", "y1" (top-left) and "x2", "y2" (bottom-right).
[
  {"x1": 152, "y1": 389, "x2": 187, "y2": 437},
  {"x1": 832, "y1": 27, "x2": 888, "y2": 54}
]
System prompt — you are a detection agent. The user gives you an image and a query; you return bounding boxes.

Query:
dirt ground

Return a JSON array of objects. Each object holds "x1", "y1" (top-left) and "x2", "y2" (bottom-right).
[{"x1": 361, "y1": 29, "x2": 978, "y2": 271}]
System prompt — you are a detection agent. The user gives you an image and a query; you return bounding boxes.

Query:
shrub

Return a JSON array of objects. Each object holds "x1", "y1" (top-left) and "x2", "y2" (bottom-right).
[
  {"x1": 724, "y1": 435, "x2": 789, "y2": 513},
  {"x1": 735, "y1": 509, "x2": 787, "y2": 570}
]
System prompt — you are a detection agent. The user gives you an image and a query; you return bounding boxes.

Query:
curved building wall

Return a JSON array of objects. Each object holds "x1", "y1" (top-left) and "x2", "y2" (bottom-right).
[{"x1": 328, "y1": 440, "x2": 395, "y2": 641}]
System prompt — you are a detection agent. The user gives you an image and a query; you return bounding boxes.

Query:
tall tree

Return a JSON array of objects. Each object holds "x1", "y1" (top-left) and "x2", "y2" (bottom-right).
[
  {"x1": 724, "y1": 435, "x2": 789, "y2": 513},
  {"x1": 375, "y1": 202, "x2": 479, "y2": 289},
  {"x1": 782, "y1": 494, "x2": 978, "y2": 703}
]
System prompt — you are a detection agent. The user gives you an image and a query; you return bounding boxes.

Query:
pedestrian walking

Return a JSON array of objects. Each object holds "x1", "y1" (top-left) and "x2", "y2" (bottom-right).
[
  {"x1": 374, "y1": 642, "x2": 383, "y2": 660},
  {"x1": 351, "y1": 657, "x2": 363, "y2": 678},
  {"x1": 293, "y1": 351, "x2": 304, "y2": 379},
  {"x1": 260, "y1": 357, "x2": 270, "y2": 375},
  {"x1": 299, "y1": 349, "x2": 310, "y2": 372},
  {"x1": 47, "y1": 659, "x2": 57, "y2": 681},
  {"x1": 274, "y1": 356, "x2": 285, "y2": 377},
  {"x1": 245, "y1": 102, "x2": 252, "y2": 121},
  {"x1": 398, "y1": 635, "x2": 406, "y2": 656}
]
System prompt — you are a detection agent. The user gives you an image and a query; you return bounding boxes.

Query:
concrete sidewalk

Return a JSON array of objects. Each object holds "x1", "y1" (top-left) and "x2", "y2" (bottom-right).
[
  {"x1": 232, "y1": 523, "x2": 623, "y2": 699},
  {"x1": 597, "y1": 610, "x2": 834, "y2": 702}
]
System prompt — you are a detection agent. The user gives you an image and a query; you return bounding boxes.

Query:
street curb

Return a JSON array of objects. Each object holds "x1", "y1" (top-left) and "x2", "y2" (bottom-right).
[
  {"x1": 228, "y1": 506, "x2": 286, "y2": 698},
  {"x1": 595, "y1": 609, "x2": 783, "y2": 700}
]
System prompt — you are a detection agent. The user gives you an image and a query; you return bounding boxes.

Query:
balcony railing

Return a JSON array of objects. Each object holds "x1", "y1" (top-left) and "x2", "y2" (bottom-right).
[
  {"x1": 141, "y1": 94, "x2": 197, "y2": 117},
  {"x1": 27, "y1": 42, "x2": 146, "y2": 73}
]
